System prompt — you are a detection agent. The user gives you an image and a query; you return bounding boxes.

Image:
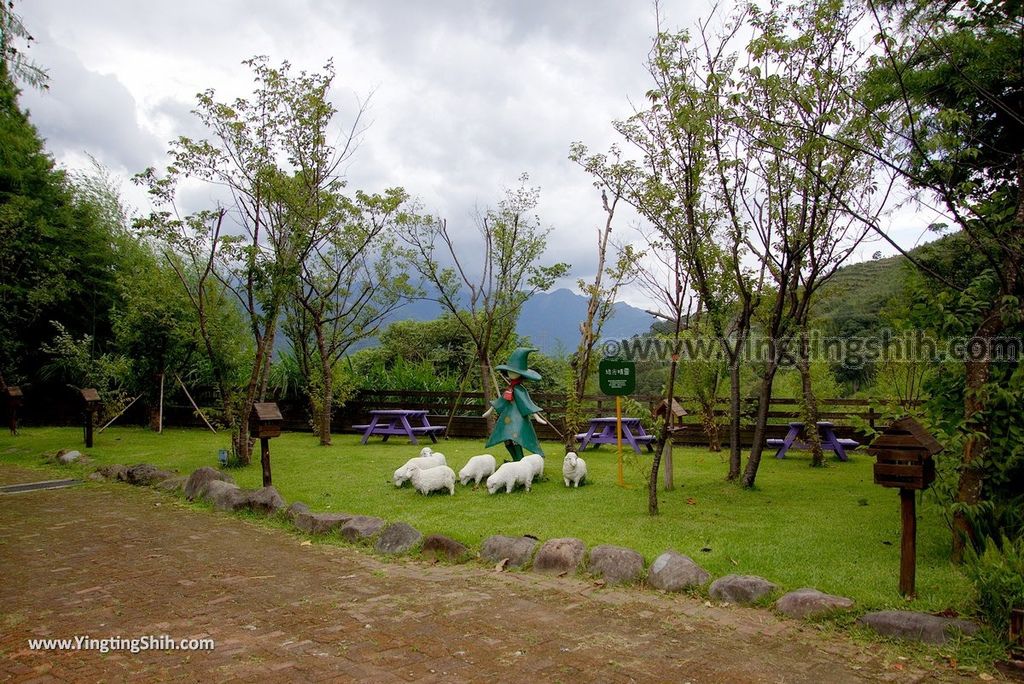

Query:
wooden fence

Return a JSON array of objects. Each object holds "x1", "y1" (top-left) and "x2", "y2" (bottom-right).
[
  {"x1": 337, "y1": 389, "x2": 922, "y2": 448},
  {"x1": 14, "y1": 384, "x2": 921, "y2": 449}
]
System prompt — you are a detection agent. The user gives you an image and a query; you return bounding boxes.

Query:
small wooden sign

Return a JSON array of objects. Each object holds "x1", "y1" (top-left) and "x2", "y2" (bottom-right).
[
  {"x1": 867, "y1": 416, "x2": 943, "y2": 597},
  {"x1": 249, "y1": 402, "x2": 283, "y2": 487},
  {"x1": 81, "y1": 388, "x2": 101, "y2": 405}
]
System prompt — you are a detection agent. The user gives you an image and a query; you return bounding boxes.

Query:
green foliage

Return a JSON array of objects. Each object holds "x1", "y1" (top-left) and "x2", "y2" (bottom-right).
[
  {"x1": 0, "y1": 73, "x2": 130, "y2": 385},
  {"x1": 965, "y1": 535, "x2": 1024, "y2": 635}
]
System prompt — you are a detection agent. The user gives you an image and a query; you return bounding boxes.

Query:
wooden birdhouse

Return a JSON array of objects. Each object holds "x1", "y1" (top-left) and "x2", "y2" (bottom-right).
[
  {"x1": 5, "y1": 385, "x2": 23, "y2": 405},
  {"x1": 653, "y1": 398, "x2": 688, "y2": 430},
  {"x1": 249, "y1": 402, "x2": 283, "y2": 439},
  {"x1": 867, "y1": 416, "x2": 943, "y2": 490},
  {"x1": 867, "y1": 416, "x2": 944, "y2": 597},
  {"x1": 80, "y1": 388, "x2": 101, "y2": 407}
]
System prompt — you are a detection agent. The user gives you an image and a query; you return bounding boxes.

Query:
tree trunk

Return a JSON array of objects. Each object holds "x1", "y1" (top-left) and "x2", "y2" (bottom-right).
[
  {"x1": 742, "y1": 364, "x2": 779, "y2": 488},
  {"x1": 727, "y1": 351, "x2": 743, "y2": 478},
  {"x1": 798, "y1": 330, "x2": 825, "y2": 467},
  {"x1": 701, "y1": 402, "x2": 721, "y2": 452},
  {"x1": 316, "y1": 328, "x2": 333, "y2": 447},
  {"x1": 650, "y1": 351, "x2": 680, "y2": 515},
  {"x1": 480, "y1": 355, "x2": 496, "y2": 432},
  {"x1": 951, "y1": 315, "x2": 1001, "y2": 562}
]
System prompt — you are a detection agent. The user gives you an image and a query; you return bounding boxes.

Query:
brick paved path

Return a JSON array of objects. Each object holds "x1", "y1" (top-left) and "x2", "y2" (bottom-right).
[{"x1": 0, "y1": 466, "x2": 942, "y2": 682}]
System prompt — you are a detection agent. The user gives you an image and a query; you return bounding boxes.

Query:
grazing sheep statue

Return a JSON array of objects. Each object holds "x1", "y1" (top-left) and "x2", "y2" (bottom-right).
[
  {"x1": 393, "y1": 452, "x2": 447, "y2": 487},
  {"x1": 562, "y1": 452, "x2": 587, "y2": 488},
  {"x1": 410, "y1": 465, "x2": 456, "y2": 496},
  {"x1": 458, "y1": 454, "x2": 496, "y2": 486},
  {"x1": 521, "y1": 453, "x2": 545, "y2": 480},
  {"x1": 486, "y1": 461, "x2": 534, "y2": 494}
]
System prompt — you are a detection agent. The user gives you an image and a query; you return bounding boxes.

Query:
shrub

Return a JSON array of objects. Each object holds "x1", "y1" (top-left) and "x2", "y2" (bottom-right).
[{"x1": 965, "y1": 534, "x2": 1024, "y2": 635}]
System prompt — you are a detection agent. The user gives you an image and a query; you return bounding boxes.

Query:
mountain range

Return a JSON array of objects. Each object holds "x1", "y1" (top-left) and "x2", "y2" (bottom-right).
[{"x1": 379, "y1": 288, "x2": 657, "y2": 355}]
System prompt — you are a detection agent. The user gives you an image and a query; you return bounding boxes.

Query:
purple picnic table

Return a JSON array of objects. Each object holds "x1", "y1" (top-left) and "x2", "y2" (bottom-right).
[
  {"x1": 353, "y1": 409, "x2": 446, "y2": 445},
  {"x1": 767, "y1": 421, "x2": 859, "y2": 461},
  {"x1": 575, "y1": 417, "x2": 655, "y2": 454}
]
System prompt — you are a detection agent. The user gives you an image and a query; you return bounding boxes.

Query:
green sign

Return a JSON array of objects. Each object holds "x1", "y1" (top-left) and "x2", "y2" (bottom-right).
[{"x1": 598, "y1": 358, "x2": 636, "y2": 396}]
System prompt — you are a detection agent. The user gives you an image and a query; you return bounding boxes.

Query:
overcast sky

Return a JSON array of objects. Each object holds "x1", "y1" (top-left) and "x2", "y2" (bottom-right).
[{"x1": 18, "y1": 0, "x2": 945, "y2": 308}]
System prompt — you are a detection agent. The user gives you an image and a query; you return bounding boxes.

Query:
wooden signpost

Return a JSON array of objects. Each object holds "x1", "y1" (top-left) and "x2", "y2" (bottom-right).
[
  {"x1": 249, "y1": 402, "x2": 282, "y2": 487},
  {"x1": 5, "y1": 386, "x2": 23, "y2": 435},
  {"x1": 598, "y1": 358, "x2": 636, "y2": 488},
  {"x1": 867, "y1": 416, "x2": 943, "y2": 597},
  {"x1": 81, "y1": 388, "x2": 101, "y2": 448}
]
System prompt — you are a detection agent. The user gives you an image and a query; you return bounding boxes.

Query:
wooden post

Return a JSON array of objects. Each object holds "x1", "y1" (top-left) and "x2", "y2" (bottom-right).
[
  {"x1": 158, "y1": 372, "x2": 165, "y2": 433},
  {"x1": 615, "y1": 396, "x2": 625, "y2": 487},
  {"x1": 260, "y1": 437, "x2": 272, "y2": 487},
  {"x1": 84, "y1": 407, "x2": 95, "y2": 448},
  {"x1": 899, "y1": 488, "x2": 917, "y2": 597},
  {"x1": 1009, "y1": 607, "x2": 1024, "y2": 654}
]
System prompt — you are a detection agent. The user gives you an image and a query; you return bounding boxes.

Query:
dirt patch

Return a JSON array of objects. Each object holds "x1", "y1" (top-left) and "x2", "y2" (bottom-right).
[{"x1": 0, "y1": 464, "x2": 949, "y2": 682}]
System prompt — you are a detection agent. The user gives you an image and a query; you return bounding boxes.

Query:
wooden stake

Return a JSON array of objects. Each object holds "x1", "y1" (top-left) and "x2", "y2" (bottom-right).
[
  {"x1": 260, "y1": 437, "x2": 272, "y2": 487},
  {"x1": 175, "y1": 374, "x2": 217, "y2": 433},
  {"x1": 900, "y1": 488, "x2": 917, "y2": 597},
  {"x1": 98, "y1": 394, "x2": 142, "y2": 433},
  {"x1": 84, "y1": 408, "x2": 94, "y2": 448},
  {"x1": 616, "y1": 396, "x2": 625, "y2": 487},
  {"x1": 158, "y1": 372, "x2": 165, "y2": 433}
]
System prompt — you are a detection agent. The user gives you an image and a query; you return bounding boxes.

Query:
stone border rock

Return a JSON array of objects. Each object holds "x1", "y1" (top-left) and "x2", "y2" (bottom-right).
[{"x1": 91, "y1": 463, "x2": 989, "y2": 652}]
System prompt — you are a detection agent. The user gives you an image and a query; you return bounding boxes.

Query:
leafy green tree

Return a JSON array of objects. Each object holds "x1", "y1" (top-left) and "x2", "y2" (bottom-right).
[
  {"x1": 0, "y1": 70, "x2": 123, "y2": 390},
  {"x1": 284, "y1": 188, "x2": 417, "y2": 446},
  {"x1": 856, "y1": 0, "x2": 1024, "y2": 558},
  {"x1": 136, "y1": 57, "x2": 365, "y2": 470},
  {"x1": 398, "y1": 176, "x2": 570, "y2": 427}
]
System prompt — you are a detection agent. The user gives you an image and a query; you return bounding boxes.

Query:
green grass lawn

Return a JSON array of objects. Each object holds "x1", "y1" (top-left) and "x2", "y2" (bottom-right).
[{"x1": 0, "y1": 426, "x2": 973, "y2": 615}]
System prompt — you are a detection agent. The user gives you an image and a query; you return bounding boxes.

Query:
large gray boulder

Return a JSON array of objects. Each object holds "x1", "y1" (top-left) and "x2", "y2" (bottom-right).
[
  {"x1": 184, "y1": 467, "x2": 234, "y2": 501},
  {"x1": 858, "y1": 611, "x2": 979, "y2": 645},
  {"x1": 775, "y1": 588, "x2": 854, "y2": 619},
  {"x1": 421, "y1": 534, "x2": 470, "y2": 562},
  {"x1": 647, "y1": 551, "x2": 710, "y2": 592},
  {"x1": 709, "y1": 575, "x2": 779, "y2": 604},
  {"x1": 587, "y1": 545, "x2": 645, "y2": 585},
  {"x1": 202, "y1": 480, "x2": 249, "y2": 512},
  {"x1": 340, "y1": 515, "x2": 386, "y2": 543},
  {"x1": 285, "y1": 502, "x2": 311, "y2": 521},
  {"x1": 480, "y1": 535, "x2": 538, "y2": 568},
  {"x1": 533, "y1": 538, "x2": 587, "y2": 575},
  {"x1": 375, "y1": 522, "x2": 422, "y2": 555},
  {"x1": 248, "y1": 486, "x2": 285, "y2": 514},
  {"x1": 123, "y1": 463, "x2": 176, "y2": 486},
  {"x1": 294, "y1": 511, "x2": 353, "y2": 535}
]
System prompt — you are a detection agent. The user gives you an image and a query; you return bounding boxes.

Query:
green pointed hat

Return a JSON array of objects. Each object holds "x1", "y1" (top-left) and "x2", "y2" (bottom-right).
[{"x1": 496, "y1": 347, "x2": 542, "y2": 382}]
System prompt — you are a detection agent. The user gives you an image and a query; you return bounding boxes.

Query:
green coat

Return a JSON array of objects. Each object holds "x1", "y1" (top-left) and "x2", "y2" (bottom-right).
[{"x1": 485, "y1": 385, "x2": 544, "y2": 456}]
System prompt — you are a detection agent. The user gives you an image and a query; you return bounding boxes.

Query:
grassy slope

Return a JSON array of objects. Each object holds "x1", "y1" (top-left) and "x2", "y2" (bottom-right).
[{"x1": 1, "y1": 426, "x2": 971, "y2": 615}]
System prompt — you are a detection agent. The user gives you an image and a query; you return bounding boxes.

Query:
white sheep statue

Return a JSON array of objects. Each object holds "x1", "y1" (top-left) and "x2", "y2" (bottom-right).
[
  {"x1": 486, "y1": 461, "x2": 534, "y2": 494},
  {"x1": 562, "y1": 451, "x2": 587, "y2": 488},
  {"x1": 393, "y1": 452, "x2": 447, "y2": 487},
  {"x1": 410, "y1": 464, "x2": 456, "y2": 496},
  {"x1": 458, "y1": 454, "x2": 496, "y2": 486},
  {"x1": 521, "y1": 453, "x2": 545, "y2": 480}
]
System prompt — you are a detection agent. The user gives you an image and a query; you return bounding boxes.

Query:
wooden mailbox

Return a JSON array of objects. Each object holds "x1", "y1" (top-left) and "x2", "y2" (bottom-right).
[
  {"x1": 249, "y1": 402, "x2": 283, "y2": 438},
  {"x1": 5, "y1": 386, "x2": 23, "y2": 435},
  {"x1": 867, "y1": 416, "x2": 943, "y2": 597},
  {"x1": 249, "y1": 402, "x2": 282, "y2": 487},
  {"x1": 653, "y1": 398, "x2": 688, "y2": 430},
  {"x1": 868, "y1": 416, "x2": 942, "y2": 490},
  {"x1": 81, "y1": 388, "x2": 101, "y2": 447}
]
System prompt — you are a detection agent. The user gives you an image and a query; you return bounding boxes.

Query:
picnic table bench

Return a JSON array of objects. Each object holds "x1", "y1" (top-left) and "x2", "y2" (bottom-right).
[
  {"x1": 575, "y1": 417, "x2": 655, "y2": 454},
  {"x1": 353, "y1": 409, "x2": 445, "y2": 445},
  {"x1": 767, "y1": 421, "x2": 859, "y2": 461}
]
